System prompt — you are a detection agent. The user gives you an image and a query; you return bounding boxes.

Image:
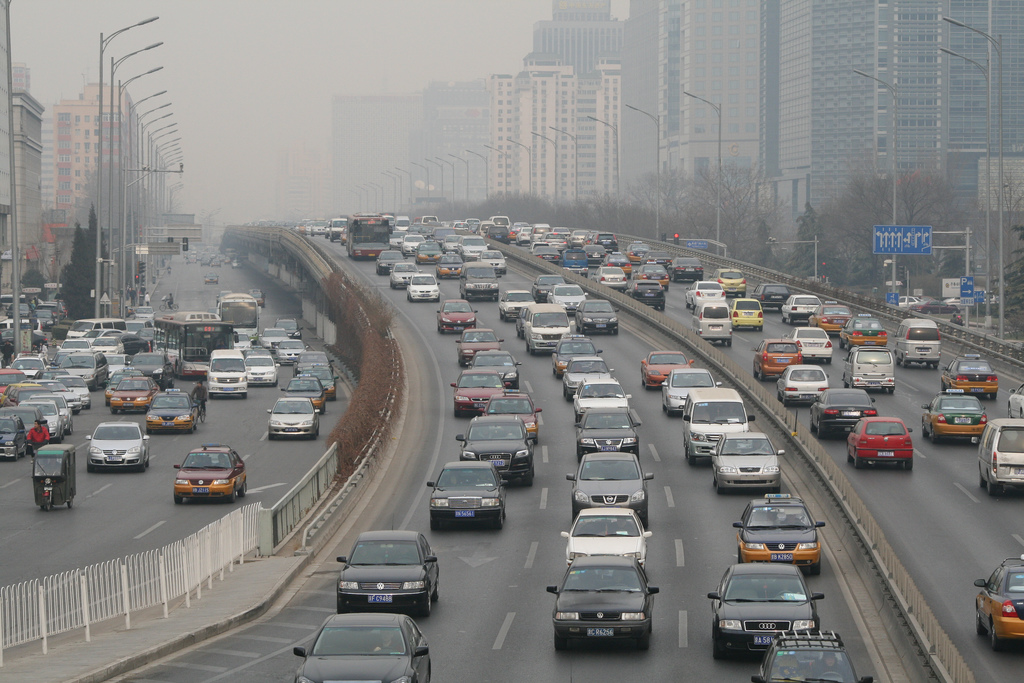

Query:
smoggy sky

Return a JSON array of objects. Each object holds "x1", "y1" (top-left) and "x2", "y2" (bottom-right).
[{"x1": 12, "y1": 1, "x2": 629, "y2": 225}]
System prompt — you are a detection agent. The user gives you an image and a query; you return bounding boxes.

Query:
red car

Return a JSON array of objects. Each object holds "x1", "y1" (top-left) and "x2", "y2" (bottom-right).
[
  {"x1": 456, "y1": 328, "x2": 503, "y2": 367},
  {"x1": 0, "y1": 369, "x2": 28, "y2": 399},
  {"x1": 451, "y1": 370, "x2": 507, "y2": 417},
  {"x1": 436, "y1": 299, "x2": 477, "y2": 334},
  {"x1": 847, "y1": 417, "x2": 914, "y2": 470},
  {"x1": 640, "y1": 351, "x2": 693, "y2": 388}
]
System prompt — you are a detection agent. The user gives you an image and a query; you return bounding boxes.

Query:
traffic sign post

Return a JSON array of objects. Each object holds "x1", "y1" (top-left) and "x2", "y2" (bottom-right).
[
  {"x1": 974, "y1": 289, "x2": 985, "y2": 306},
  {"x1": 872, "y1": 225, "x2": 933, "y2": 255},
  {"x1": 960, "y1": 276, "x2": 974, "y2": 299},
  {"x1": 885, "y1": 292, "x2": 899, "y2": 305},
  {"x1": 685, "y1": 240, "x2": 708, "y2": 250}
]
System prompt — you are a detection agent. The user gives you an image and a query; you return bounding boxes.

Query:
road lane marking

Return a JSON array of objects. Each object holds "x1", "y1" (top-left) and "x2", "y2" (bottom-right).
[
  {"x1": 1013, "y1": 534, "x2": 1024, "y2": 549},
  {"x1": 234, "y1": 635, "x2": 293, "y2": 644},
  {"x1": 0, "y1": 478, "x2": 21, "y2": 490},
  {"x1": 525, "y1": 381, "x2": 534, "y2": 393},
  {"x1": 87, "y1": 483, "x2": 113, "y2": 499},
  {"x1": 675, "y1": 539, "x2": 685, "y2": 567},
  {"x1": 241, "y1": 453, "x2": 254, "y2": 460},
  {"x1": 525, "y1": 541, "x2": 538, "y2": 569},
  {"x1": 914, "y1": 449, "x2": 926, "y2": 460},
  {"x1": 953, "y1": 482, "x2": 980, "y2": 504},
  {"x1": 134, "y1": 521, "x2": 166, "y2": 540},
  {"x1": 203, "y1": 648, "x2": 260, "y2": 658},
  {"x1": 247, "y1": 482, "x2": 288, "y2": 493},
  {"x1": 649, "y1": 444, "x2": 661, "y2": 462},
  {"x1": 259, "y1": 431, "x2": 268, "y2": 441},
  {"x1": 492, "y1": 612, "x2": 516, "y2": 649},
  {"x1": 679, "y1": 610, "x2": 688, "y2": 648},
  {"x1": 161, "y1": 662, "x2": 227, "y2": 673},
  {"x1": 664, "y1": 486, "x2": 675, "y2": 508},
  {"x1": 540, "y1": 487, "x2": 548, "y2": 510},
  {"x1": 537, "y1": 412, "x2": 544, "y2": 426},
  {"x1": 542, "y1": 445, "x2": 549, "y2": 464}
]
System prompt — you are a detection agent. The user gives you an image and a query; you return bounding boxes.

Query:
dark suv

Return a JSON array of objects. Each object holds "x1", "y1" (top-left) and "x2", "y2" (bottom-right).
[
  {"x1": 627, "y1": 281, "x2": 665, "y2": 311},
  {"x1": 752, "y1": 632, "x2": 872, "y2": 683},
  {"x1": 670, "y1": 257, "x2": 704, "y2": 282},
  {"x1": 459, "y1": 265, "x2": 500, "y2": 301},
  {"x1": 751, "y1": 283, "x2": 793, "y2": 311},
  {"x1": 456, "y1": 415, "x2": 535, "y2": 486},
  {"x1": 486, "y1": 224, "x2": 510, "y2": 243},
  {"x1": 594, "y1": 232, "x2": 618, "y2": 252},
  {"x1": 574, "y1": 299, "x2": 619, "y2": 335}
]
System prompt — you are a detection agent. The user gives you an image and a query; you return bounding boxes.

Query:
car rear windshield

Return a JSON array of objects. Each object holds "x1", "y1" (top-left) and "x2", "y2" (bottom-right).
[
  {"x1": 734, "y1": 301, "x2": 760, "y2": 310},
  {"x1": 906, "y1": 327, "x2": 940, "y2": 341},
  {"x1": 997, "y1": 429, "x2": 1024, "y2": 453},
  {"x1": 702, "y1": 307, "x2": 729, "y2": 319},
  {"x1": 855, "y1": 351, "x2": 892, "y2": 364},
  {"x1": 669, "y1": 372, "x2": 714, "y2": 388},
  {"x1": 690, "y1": 401, "x2": 746, "y2": 424},
  {"x1": 865, "y1": 421, "x2": 907, "y2": 436},
  {"x1": 767, "y1": 343, "x2": 799, "y2": 354}
]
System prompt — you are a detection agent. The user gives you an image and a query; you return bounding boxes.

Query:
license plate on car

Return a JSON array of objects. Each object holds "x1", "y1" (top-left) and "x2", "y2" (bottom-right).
[
  {"x1": 368, "y1": 594, "x2": 393, "y2": 603},
  {"x1": 284, "y1": 427, "x2": 299, "y2": 432},
  {"x1": 971, "y1": 387, "x2": 984, "y2": 392},
  {"x1": 770, "y1": 552, "x2": 793, "y2": 561},
  {"x1": 644, "y1": 293, "x2": 656, "y2": 297},
  {"x1": 600, "y1": 446, "x2": 617, "y2": 451},
  {"x1": 864, "y1": 341, "x2": 876, "y2": 345},
  {"x1": 842, "y1": 411, "x2": 860, "y2": 417},
  {"x1": 474, "y1": 403, "x2": 486, "y2": 408},
  {"x1": 587, "y1": 628, "x2": 615, "y2": 637},
  {"x1": 453, "y1": 326, "x2": 464, "y2": 331},
  {"x1": 877, "y1": 451, "x2": 894, "y2": 457},
  {"x1": 1014, "y1": 468, "x2": 1024, "y2": 476},
  {"x1": 916, "y1": 347, "x2": 931, "y2": 353},
  {"x1": 868, "y1": 381, "x2": 879, "y2": 386},
  {"x1": 596, "y1": 323, "x2": 607, "y2": 328},
  {"x1": 222, "y1": 387, "x2": 235, "y2": 392},
  {"x1": 455, "y1": 510, "x2": 475, "y2": 518},
  {"x1": 193, "y1": 487, "x2": 210, "y2": 493},
  {"x1": 106, "y1": 456, "x2": 122, "y2": 462},
  {"x1": 710, "y1": 325, "x2": 722, "y2": 331},
  {"x1": 954, "y1": 417, "x2": 972, "y2": 424},
  {"x1": 162, "y1": 421, "x2": 174, "y2": 426},
  {"x1": 754, "y1": 635, "x2": 774, "y2": 646}
]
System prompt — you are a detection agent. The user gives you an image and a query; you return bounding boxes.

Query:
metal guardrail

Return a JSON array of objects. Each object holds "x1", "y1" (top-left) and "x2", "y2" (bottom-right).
[
  {"x1": 0, "y1": 503, "x2": 259, "y2": 663},
  {"x1": 493, "y1": 241, "x2": 975, "y2": 683},
  {"x1": 258, "y1": 444, "x2": 340, "y2": 556}
]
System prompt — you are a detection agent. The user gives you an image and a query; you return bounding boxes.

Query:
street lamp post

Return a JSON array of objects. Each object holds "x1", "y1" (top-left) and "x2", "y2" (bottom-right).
[
  {"x1": 368, "y1": 182, "x2": 383, "y2": 212},
  {"x1": 383, "y1": 171, "x2": 401, "y2": 210},
  {"x1": 768, "y1": 236, "x2": 819, "y2": 281},
  {"x1": 853, "y1": 69, "x2": 899, "y2": 301},
  {"x1": 944, "y1": 17, "x2": 1005, "y2": 338},
  {"x1": 507, "y1": 139, "x2": 533, "y2": 196},
  {"x1": 549, "y1": 126, "x2": 578, "y2": 202},
  {"x1": 395, "y1": 167, "x2": 412, "y2": 208},
  {"x1": 531, "y1": 132, "x2": 558, "y2": 200},
  {"x1": 682, "y1": 91, "x2": 722, "y2": 247},
  {"x1": 426, "y1": 159, "x2": 444, "y2": 206},
  {"x1": 466, "y1": 150, "x2": 488, "y2": 200},
  {"x1": 411, "y1": 161, "x2": 431, "y2": 198},
  {"x1": 96, "y1": 16, "x2": 160, "y2": 316},
  {"x1": 435, "y1": 157, "x2": 455, "y2": 205},
  {"x1": 624, "y1": 104, "x2": 660, "y2": 237},
  {"x1": 483, "y1": 145, "x2": 507, "y2": 195},
  {"x1": 587, "y1": 114, "x2": 620, "y2": 198},
  {"x1": 448, "y1": 153, "x2": 470, "y2": 203}
]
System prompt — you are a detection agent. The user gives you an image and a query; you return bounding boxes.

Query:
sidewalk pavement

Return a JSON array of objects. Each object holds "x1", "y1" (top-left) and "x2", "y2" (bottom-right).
[{"x1": 1, "y1": 554, "x2": 307, "y2": 683}]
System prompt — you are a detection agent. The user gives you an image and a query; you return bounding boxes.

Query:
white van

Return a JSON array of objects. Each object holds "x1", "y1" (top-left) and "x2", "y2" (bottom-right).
[
  {"x1": 977, "y1": 419, "x2": 1024, "y2": 495},
  {"x1": 521, "y1": 303, "x2": 571, "y2": 356},
  {"x1": 693, "y1": 301, "x2": 733, "y2": 346},
  {"x1": 841, "y1": 347, "x2": 896, "y2": 393},
  {"x1": 207, "y1": 350, "x2": 248, "y2": 398},
  {"x1": 66, "y1": 318, "x2": 127, "y2": 339},
  {"x1": 489, "y1": 215, "x2": 511, "y2": 228},
  {"x1": 682, "y1": 387, "x2": 755, "y2": 464},
  {"x1": 894, "y1": 318, "x2": 941, "y2": 368}
]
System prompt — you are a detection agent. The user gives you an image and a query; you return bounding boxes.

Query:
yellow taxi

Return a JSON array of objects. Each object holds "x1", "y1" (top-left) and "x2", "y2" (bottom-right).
[
  {"x1": 146, "y1": 389, "x2": 200, "y2": 434},
  {"x1": 975, "y1": 554, "x2": 1024, "y2": 650},
  {"x1": 109, "y1": 376, "x2": 160, "y2": 414},
  {"x1": 173, "y1": 444, "x2": 247, "y2": 504},
  {"x1": 838, "y1": 314, "x2": 888, "y2": 349},
  {"x1": 105, "y1": 369, "x2": 144, "y2": 406},
  {"x1": 940, "y1": 354, "x2": 999, "y2": 399},
  {"x1": 729, "y1": 298, "x2": 764, "y2": 330},
  {"x1": 304, "y1": 365, "x2": 338, "y2": 401},
  {"x1": 284, "y1": 375, "x2": 327, "y2": 414},
  {"x1": 713, "y1": 268, "x2": 747, "y2": 297},
  {"x1": 808, "y1": 301, "x2": 853, "y2": 335},
  {"x1": 632, "y1": 264, "x2": 670, "y2": 289},
  {"x1": 920, "y1": 390, "x2": 987, "y2": 442},
  {"x1": 626, "y1": 242, "x2": 651, "y2": 264},
  {"x1": 435, "y1": 255, "x2": 464, "y2": 279},
  {"x1": 415, "y1": 241, "x2": 444, "y2": 264},
  {"x1": 1, "y1": 382, "x2": 45, "y2": 407},
  {"x1": 735, "y1": 494, "x2": 823, "y2": 575}
]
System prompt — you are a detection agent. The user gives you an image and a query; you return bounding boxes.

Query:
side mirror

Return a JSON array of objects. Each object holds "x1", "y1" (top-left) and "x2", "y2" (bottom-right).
[
  {"x1": 414, "y1": 645, "x2": 429, "y2": 657},
  {"x1": 560, "y1": 531, "x2": 570, "y2": 538},
  {"x1": 85, "y1": 435, "x2": 92, "y2": 440},
  {"x1": 535, "y1": 407, "x2": 542, "y2": 413},
  {"x1": 648, "y1": 586, "x2": 660, "y2": 595},
  {"x1": 293, "y1": 646, "x2": 307, "y2": 658},
  {"x1": 498, "y1": 339, "x2": 505, "y2": 343},
  {"x1": 546, "y1": 585, "x2": 559, "y2": 594},
  {"x1": 777, "y1": 449, "x2": 786, "y2": 456},
  {"x1": 266, "y1": 409, "x2": 272, "y2": 414},
  {"x1": 815, "y1": 521, "x2": 826, "y2": 527},
  {"x1": 752, "y1": 676, "x2": 767, "y2": 683},
  {"x1": 142, "y1": 435, "x2": 150, "y2": 441},
  {"x1": 173, "y1": 464, "x2": 180, "y2": 469},
  {"x1": 644, "y1": 472, "x2": 654, "y2": 480},
  {"x1": 811, "y1": 592, "x2": 825, "y2": 601},
  {"x1": 974, "y1": 578, "x2": 987, "y2": 587},
  {"x1": 683, "y1": 415, "x2": 691, "y2": 422},
  {"x1": 643, "y1": 531, "x2": 653, "y2": 539},
  {"x1": 336, "y1": 556, "x2": 347, "y2": 564},
  {"x1": 707, "y1": 591, "x2": 721, "y2": 600},
  {"x1": 907, "y1": 428, "x2": 913, "y2": 433},
  {"x1": 450, "y1": 383, "x2": 457, "y2": 388},
  {"x1": 455, "y1": 434, "x2": 465, "y2": 442},
  {"x1": 426, "y1": 481, "x2": 435, "y2": 488},
  {"x1": 424, "y1": 555, "x2": 438, "y2": 563},
  {"x1": 566, "y1": 473, "x2": 576, "y2": 481},
  {"x1": 747, "y1": 415, "x2": 756, "y2": 421},
  {"x1": 733, "y1": 521, "x2": 743, "y2": 528},
  {"x1": 920, "y1": 404, "x2": 929, "y2": 410}
]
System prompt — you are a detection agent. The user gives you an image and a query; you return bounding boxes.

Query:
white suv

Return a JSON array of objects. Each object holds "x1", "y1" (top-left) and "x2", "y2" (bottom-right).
[{"x1": 684, "y1": 281, "x2": 726, "y2": 310}]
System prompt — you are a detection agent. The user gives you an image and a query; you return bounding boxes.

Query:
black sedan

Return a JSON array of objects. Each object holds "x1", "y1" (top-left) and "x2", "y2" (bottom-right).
[
  {"x1": 129, "y1": 352, "x2": 175, "y2": 390},
  {"x1": 375, "y1": 250, "x2": 405, "y2": 275},
  {"x1": 568, "y1": 452, "x2": 652, "y2": 526},
  {"x1": 336, "y1": 530, "x2": 439, "y2": 617},
  {"x1": 119, "y1": 332, "x2": 151, "y2": 355},
  {"x1": 584, "y1": 244, "x2": 607, "y2": 266},
  {"x1": 427, "y1": 461, "x2": 506, "y2": 529},
  {"x1": 574, "y1": 299, "x2": 619, "y2": 335},
  {"x1": 293, "y1": 613, "x2": 430, "y2": 683},
  {"x1": 809, "y1": 388, "x2": 877, "y2": 438},
  {"x1": 531, "y1": 275, "x2": 566, "y2": 303},
  {"x1": 670, "y1": 257, "x2": 704, "y2": 282},
  {"x1": 547, "y1": 556, "x2": 659, "y2": 650},
  {"x1": 707, "y1": 563, "x2": 823, "y2": 659},
  {"x1": 469, "y1": 350, "x2": 521, "y2": 389},
  {"x1": 626, "y1": 281, "x2": 665, "y2": 311},
  {"x1": 456, "y1": 415, "x2": 534, "y2": 485},
  {"x1": 575, "y1": 407, "x2": 641, "y2": 460}
]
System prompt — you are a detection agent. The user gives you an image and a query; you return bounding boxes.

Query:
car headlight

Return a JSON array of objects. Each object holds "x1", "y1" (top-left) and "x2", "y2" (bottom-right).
[
  {"x1": 630, "y1": 489, "x2": 646, "y2": 502},
  {"x1": 609, "y1": 317, "x2": 618, "y2": 323},
  {"x1": 269, "y1": 420, "x2": 284, "y2": 427},
  {"x1": 692, "y1": 433, "x2": 708, "y2": 442},
  {"x1": 719, "y1": 619, "x2": 742, "y2": 630},
  {"x1": 462, "y1": 451, "x2": 476, "y2": 459},
  {"x1": 175, "y1": 479, "x2": 189, "y2": 485},
  {"x1": 579, "y1": 438, "x2": 595, "y2": 445},
  {"x1": 523, "y1": 421, "x2": 536, "y2": 429},
  {"x1": 718, "y1": 465, "x2": 738, "y2": 474},
  {"x1": 743, "y1": 542, "x2": 766, "y2": 550},
  {"x1": 127, "y1": 446, "x2": 142, "y2": 455},
  {"x1": 441, "y1": 317, "x2": 453, "y2": 322},
  {"x1": 89, "y1": 446, "x2": 102, "y2": 456},
  {"x1": 764, "y1": 465, "x2": 780, "y2": 474},
  {"x1": 212, "y1": 479, "x2": 230, "y2": 485},
  {"x1": 83, "y1": 372, "x2": 95, "y2": 380},
  {"x1": 582, "y1": 317, "x2": 594, "y2": 322},
  {"x1": 481, "y1": 497, "x2": 500, "y2": 507},
  {"x1": 455, "y1": 395, "x2": 470, "y2": 401},
  {"x1": 515, "y1": 449, "x2": 529, "y2": 458},
  {"x1": 503, "y1": 371, "x2": 517, "y2": 378},
  {"x1": 555, "y1": 612, "x2": 580, "y2": 620},
  {"x1": 430, "y1": 498, "x2": 449, "y2": 507},
  {"x1": 620, "y1": 612, "x2": 645, "y2": 621},
  {"x1": 792, "y1": 620, "x2": 815, "y2": 630},
  {"x1": 797, "y1": 542, "x2": 819, "y2": 550},
  {"x1": 530, "y1": 332, "x2": 544, "y2": 340},
  {"x1": 402, "y1": 581, "x2": 425, "y2": 590},
  {"x1": 573, "y1": 490, "x2": 590, "y2": 503},
  {"x1": 622, "y1": 437, "x2": 637, "y2": 445},
  {"x1": 300, "y1": 420, "x2": 314, "y2": 427}
]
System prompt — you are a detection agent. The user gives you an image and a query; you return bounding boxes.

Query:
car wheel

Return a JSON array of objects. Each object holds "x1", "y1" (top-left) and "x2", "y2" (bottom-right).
[
  {"x1": 554, "y1": 633, "x2": 569, "y2": 651},
  {"x1": 238, "y1": 480, "x2": 247, "y2": 498},
  {"x1": 267, "y1": 432, "x2": 275, "y2": 440},
  {"x1": 320, "y1": 405, "x2": 326, "y2": 415},
  {"x1": 929, "y1": 426, "x2": 941, "y2": 444},
  {"x1": 87, "y1": 463, "x2": 95, "y2": 473},
  {"x1": 226, "y1": 486, "x2": 236, "y2": 504},
  {"x1": 726, "y1": 339, "x2": 732, "y2": 347},
  {"x1": 989, "y1": 480, "x2": 1003, "y2": 496},
  {"x1": 990, "y1": 620, "x2": 1004, "y2": 651},
  {"x1": 712, "y1": 633, "x2": 727, "y2": 660},
  {"x1": 852, "y1": 453, "x2": 863, "y2": 469},
  {"x1": 613, "y1": 327, "x2": 619, "y2": 335},
  {"x1": 493, "y1": 510, "x2": 504, "y2": 530},
  {"x1": 903, "y1": 459, "x2": 913, "y2": 471},
  {"x1": 807, "y1": 561, "x2": 822, "y2": 576},
  {"x1": 146, "y1": 428, "x2": 152, "y2": 435},
  {"x1": 173, "y1": 494, "x2": 183, "y2": 504},
  {"x1": 887, "y1": 387, "x2": 895, "y2": 394},
  {"x1": 522, "y1": 469, "x2": 534, "y2": 487},
  {"x1": 980, "y1": 468, "x2": 988, "y2": 489},
  {"x1": 419, "y1": 594, "x2": 432, "y2": 617},
  {"x1": 636, "y1": 632, "x2": 651, "y2": 650},
  {"x1": 977, "y1": 609, "x2": 987, "y2": 635},
  {"x1": 714, "y1": 477, "x2": 723, "y2": 495}
]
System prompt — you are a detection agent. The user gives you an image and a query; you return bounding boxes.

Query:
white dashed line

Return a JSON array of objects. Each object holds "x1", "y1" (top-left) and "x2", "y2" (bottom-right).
[
  {"x1": 541, "y1": 445, "x2": 549, "y2": 464},
  {"x1": 649, "y1": 444, "x2": 661, "y2": 462},
  {"x1": 1012, "y1": 534, "x2": 1024, "y2": 549},
  {"x1": 539, "y1": 487, "x2": 548, "y2": 510},
  {"x1": 525, "y1": 541, "x2": 538, "y2": 569},
  {"x1": 679, "y1": 610, "x2": 688, "y2": 648},
  {"x1": 675, "y1": 539, "x2": 685, "y2": 567},
  {"x1": 953, "y1": 482, "x2": 980, "y2": 504},
  {"x1": 664, "y1": 486, "x2": 675, "y2": 508},
  {"x1": 87, "y1": 483, "x2": 113, "y2": 498},
  {"x1": 524, "y1": 381, "x2": 534, "y2": 393},
  {"x1": 537, "y1": 412, "x2": 544, "y2": 426},
  {"x1": 0, "y1": 478, "x2": 21, "y2": 490},
  {"x1": 492, "y1": 612, "x2": 516, "y2": 649},
  {"x1": 134, "y1": 521, "x2": 166, "y2": 540},
  {"x1": 914, "y1": 449, "x2": 926, "y2": 460}
]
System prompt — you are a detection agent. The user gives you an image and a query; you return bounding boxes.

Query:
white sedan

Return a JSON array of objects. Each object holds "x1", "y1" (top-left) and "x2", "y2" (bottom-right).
[
  {"x1": 775, "y1": 365, "x2": 829, "y2": 405},
  {"x1": 401, "y1": 234, "x2": 426, "y2": 256},
  {"x1": 560, "y1": 508, "x2": 652, "y2": 566},
  {"x1": 1009, "y1": 383, "x2": 1024, "y2": 418},
  {"x1": 548, "y1": 284, "x2": 587, "y2": 312},
  {"x1": 479, "y1": 250, "x2": 507, "y2": 275},
  {"x1": 245, "y1": 355, "x2": 279, "y2": 386},
  {"x1": 684, "y1": 280, "x2": 726, "y2": 310},
  {"x1": 573, "y1": 380, "x2": 631, "y2": 422},
  {"x1": 406, "y1": 274, "x2": 441, "y2": 303},
  {"x1": 591, "y1": 266, "x2": 627, "y2": 290},
  {"x1": 786, "y1": 326, "x2": 833, "y2": 363}
]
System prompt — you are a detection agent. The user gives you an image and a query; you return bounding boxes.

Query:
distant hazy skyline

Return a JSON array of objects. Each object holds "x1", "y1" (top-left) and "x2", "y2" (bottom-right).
[{"x1": 12, "y1": 1, "x2": 629, "y2": 224}]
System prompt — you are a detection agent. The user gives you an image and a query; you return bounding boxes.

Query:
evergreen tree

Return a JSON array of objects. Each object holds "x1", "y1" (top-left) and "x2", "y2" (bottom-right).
[
  {"x1": 786, "y1": 203, "x2": 819, "y2": 278},
  {"x1": 60, "y1": 206, "x2": 98, "y2": 319}
]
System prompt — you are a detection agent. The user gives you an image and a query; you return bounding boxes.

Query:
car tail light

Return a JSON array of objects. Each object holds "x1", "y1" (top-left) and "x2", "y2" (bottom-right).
[
  {"x1": 852, "y1": 331, "x2": 863, "y2": 336},
  {"x1": 796, "y1": 353, "x2": 803, "y2": 362},
  {"x1": 956, "y1": 375, "x2": 970, "y2": 381},
  {"x1": 864, "y1": 409, "x2": 878, "y2": 416},
  {"x1": 718, "y1": 278, "x2": 724, "y2": 284},
  {"x1": 937, "y1": 414, "x2": 947, "y2": 423},
  {"x1": 981, "y1": 414, "x2": 988, "y2": 424},
  {"x1": 1003, "y1": 600, "x2": 1018, "y2": 617},
  {"x1": 825, "y1": 340, "x2": 833, "y2": 348},
  {"x1": 987, "y1": 375, "x2": 998, "y2": 382},
  {"x1": 824, "y1": 409, "x2": 839, "y2": 416},
  {"x1": 762, "y1": 353, "x2": 770, "y2": 362},
  {"x1": 904, "y1": 436, "x2": 913, "y2": 446},
  {"x1": 741, "y1": 279, "x2": 747, "y2": 284},
  {"x1": 757, "y1": 312, "x2": 763, "y2": 319},
  {"x1": 785, "y1": 387, "x2": 798, "y2": 392},
  {"x1": 818, "y1": 386, "x2": 827, "y2": 391},
  {"x1": 878, "y1": 331, "x2": 887, "y2": 337}
]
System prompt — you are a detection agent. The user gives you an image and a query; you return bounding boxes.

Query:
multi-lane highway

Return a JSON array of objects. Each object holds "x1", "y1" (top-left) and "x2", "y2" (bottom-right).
[
  {"x1": 116, "y1": 237, "x2": 913, "y2": 683},
  {"x1": 0, "y1": 258, "x2": 341, "y2": 587}
]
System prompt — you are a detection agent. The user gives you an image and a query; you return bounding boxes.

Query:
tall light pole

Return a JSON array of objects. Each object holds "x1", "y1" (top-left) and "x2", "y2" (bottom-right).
[
  {"x1": 531, "y1": 131, "x2": 558, "y2": 199},
  {"x1": 383, "y1": 170, "x2": 401, "y2": 210},
  {"x1": 682, "y1": 91, "x2": 722, "y2": 247},
  {"x1": 483, "y1": 145, "x2": 507, "y2": 195},
  {"x1": 435, "y1": 157, "x2": 455, "y2": 205},
  {"x1": 369, "y1": 182, "x2": 384, "y2": 212},
  {"x1": 466, "y1": 150, "x2": 488, "y2": 199},
  {"x1": 550, "y1": 126, "x2": 579, "y2": 202},
  {"x1": 768, "y1": 236, "x2": 819, "y2": 280},
  {"x1": 854, "y1": 69, "x2": 899, "y2": 300},
  {"x1": 507, "y1": 138, "x2": 533, "y2": 196},
  {"x1": 394, "y1": 167, "x2": 412, "y2": 208},
  {"x1": 425, "y1": 159, "x2": 445, "y2": 207},
  {"x1": 941, "y1": 46, "x2": 993, "y2": 327},
  {"x1": 944, "y1": 17, "x2": 1005, "y2": 338},
  {"x1": 625, "y1": 104, "x2": 661, "y2": 237},
  {"x1": 411, "y1": 161, "x2": 431, "y2": 198},
  {"x1": 448, "y1": 153, "x2": 470, "y2": 203},
  {"x1": 96, "y1": 16, "x2": 159, "y2": 317},
  {"x1": 587, "y1": 114, "x2": 620, "y2": 198}
]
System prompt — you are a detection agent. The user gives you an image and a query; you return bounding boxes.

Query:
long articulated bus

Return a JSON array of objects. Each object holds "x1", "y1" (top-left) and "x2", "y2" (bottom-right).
[
  {"x1": 153, "y1": 312, "x2": 234, "y2": 378},
  {"x1": 346, "y1": 213, "x2": 393, "y2": 259},
  {"x1": 217, "y1": 293, "x2": 261, "y2": 342}
]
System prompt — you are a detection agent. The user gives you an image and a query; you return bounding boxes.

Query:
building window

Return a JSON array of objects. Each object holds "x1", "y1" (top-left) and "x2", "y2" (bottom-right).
[
  {"x1": 58, "y1": 168, "x2": 70, "y2": 176},
  {"x1": 57, "y1": 112, "x2": 71, "y2": 122}
]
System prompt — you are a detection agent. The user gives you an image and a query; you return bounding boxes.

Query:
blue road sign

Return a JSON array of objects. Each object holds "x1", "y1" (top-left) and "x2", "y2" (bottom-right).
[
  {"x1": 686, "y1": 240, "x2": 708, "y2": 250},
  {"x1": 885, "y1": 292, "x2": 899, "y2": 305},
  {"x1": 872, "y1": 225, "x2": 933, "y2": 255},
  {"x1": 960, "y1": 276, "x2": 974, "y2": 298},
  {"x1": 974, "y1": 289, "x2": 985, "y2": 305}
]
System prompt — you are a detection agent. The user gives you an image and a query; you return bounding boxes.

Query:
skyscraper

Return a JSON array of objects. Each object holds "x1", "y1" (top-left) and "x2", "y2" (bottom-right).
[
  {"x1": 534, "y1": 0, "x2": 623, "y2": 75},
  {"x1": 412, "y1": 81, "x2": 490, "y2": 203}
]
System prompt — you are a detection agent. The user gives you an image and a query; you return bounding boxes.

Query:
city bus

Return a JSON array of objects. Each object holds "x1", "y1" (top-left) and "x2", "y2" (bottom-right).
[
  {"x1": 153, "y1": 313, "x2": 234, "y2": 379},
  {"x1": 346, "y1": 213, "x2": 393, "y2": 259},
  {"x1": 217, "y1": 293, "x2": 260, "y2": 342}
]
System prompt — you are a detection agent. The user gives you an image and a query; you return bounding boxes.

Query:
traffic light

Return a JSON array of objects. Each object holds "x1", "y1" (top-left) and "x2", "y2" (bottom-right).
[
  {"x1": 137, "y1": 260, "x2": 146, "y2": 283},
  {"x1": 182, "y1": 237, "x2": 189, "y2": 251},
  {"x1": 673, "y1": 233, "x2": 680, "y2": 245}
]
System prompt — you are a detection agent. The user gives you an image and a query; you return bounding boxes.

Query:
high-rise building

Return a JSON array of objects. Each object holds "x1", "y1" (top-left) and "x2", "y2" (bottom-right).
[
  {"x1": 331, "y1": 94, "x2": 421, "y2": 214},
  {"x1": 534, "y1": 0, "x2": 623, "y2": 75},
  {"x1": 275, "y1": 144, "x2": 330, "y2": 221},
  {"x1": 12, "y1": 61, "x2": 28, "y2": 92},
  {"x1": 577, "y1": 56, "x2": 622, "y2": 196},
  {"x1": 621, "y1": 0, "x2": 662, "y2": 187}
]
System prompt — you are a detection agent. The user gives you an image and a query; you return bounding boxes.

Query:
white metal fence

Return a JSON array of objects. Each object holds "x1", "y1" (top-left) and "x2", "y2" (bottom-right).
[{"x1": 0, "y1": 502, "x2": 260, "y2": 663}]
